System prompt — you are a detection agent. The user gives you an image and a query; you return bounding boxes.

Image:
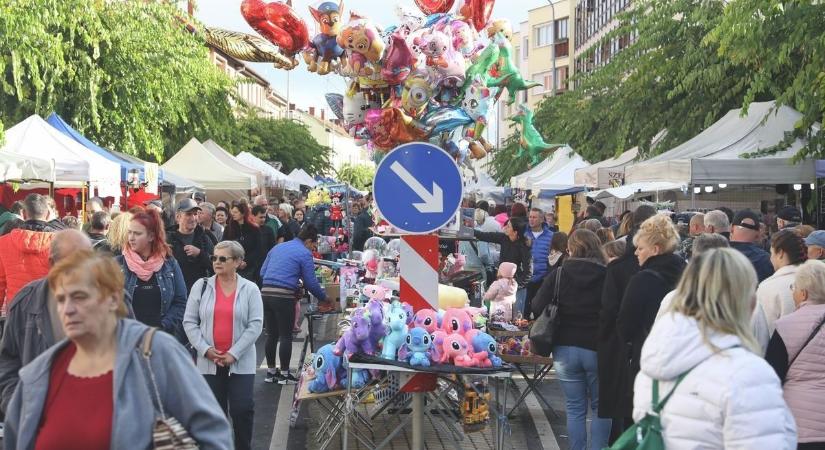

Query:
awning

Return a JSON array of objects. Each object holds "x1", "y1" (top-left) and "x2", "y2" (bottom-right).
[
  {"x1": 288, "y1": 168, "x2": 318, "y2": 187},
  {"x1": 625, "y1": 101, "x2": 819, "y2": 185},
  {"x1": 162, "y1": 138, "x2": 256, "y2": 191},
  {"x1": 586, "y1": 181, "x2": 685, "y2": 200},
  {"x1": 510, "y1": 146, "x2": 585, "y2": 190},
  {"x1": 202, "y1": 140, "x2": 263, "y2": 189},
  {"x1": 0, "y1": 153, "x2": 55, "y2": 182},
  {"x1": 236, "y1": 151, "x2": 300, "y2": 191},
  {"x1": 574, "y1": 147, "x2": 638, "y2": 188},
  {"x1": 159, "y1": 169, "x2": 205, "y2": 194}
]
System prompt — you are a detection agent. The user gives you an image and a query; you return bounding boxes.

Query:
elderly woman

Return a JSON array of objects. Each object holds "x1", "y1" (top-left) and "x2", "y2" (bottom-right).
[
  {"x1": 184, "y1": 241, "x2": 263, "y2": 450},
  {"x1": 766, "y1": 259, "x2": 825, "y2": 449},
  {"x1": 115, "y1": 209, "x2": 188, "y2": 342},
  {"x1": 3, "y1": 250, "x2": 231, "y2": 449}
]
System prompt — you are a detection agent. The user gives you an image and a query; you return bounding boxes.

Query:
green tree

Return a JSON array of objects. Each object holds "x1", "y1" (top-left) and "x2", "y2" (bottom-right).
[
  {"x1": 0, "y1": 0, "x2": 237, "y2": 162},
  {"x1": 336, "y1": 163, "x2": 376, "y2": 190},
  {"x1": 486, "y1": 135, "x2": 530, "y2": 187},
  {"x1": 490, "y1": 0, "x2": 752, "y2": 184},
  {"x1": 707, "y1": 0, "x2": 825, "y2": 159},
  {"x1": 223, "y1": 117, "x2": 333, "y2": 175}
]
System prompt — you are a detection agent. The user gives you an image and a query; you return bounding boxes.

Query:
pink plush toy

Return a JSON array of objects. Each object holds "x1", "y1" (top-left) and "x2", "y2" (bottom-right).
[
  {"x1": 440, "y1": 308, "x2": 474, "y2": 336},
  {"x1": 413, "y1": 309, "x2": 439, "y2": 334},
  {"x1": 430, "y1": 330, "x2": 447, "y2": 362},
  {"x1": 440, "y1": 334, "x2": 474, "y2": 367},
  {"x1": 362, "y1": 284, "x2": 388, "y2": 302}
]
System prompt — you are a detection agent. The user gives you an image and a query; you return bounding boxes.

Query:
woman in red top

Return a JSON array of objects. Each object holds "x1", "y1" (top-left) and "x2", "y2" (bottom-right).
[{"x1": 183, "y1": 240, "x2": 264, "y2": 450}]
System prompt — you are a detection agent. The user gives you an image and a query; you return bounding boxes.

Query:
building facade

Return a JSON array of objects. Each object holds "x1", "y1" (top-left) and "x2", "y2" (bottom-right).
[
  {"x1": 208, "y1": 48, "x2": 289, "y2": 120},
  {"x1": 574, "y1": 0, "x2": 633, "y2": 78}
]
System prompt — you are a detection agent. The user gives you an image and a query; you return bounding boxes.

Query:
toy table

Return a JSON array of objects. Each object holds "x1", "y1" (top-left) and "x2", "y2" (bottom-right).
[
  {"x1": 343, "y1": 358, "x2": 513, "y2": 450},
  {"x1": 298, "y1": 311, "x2": 343, "y2": 366},
  {"x1": 489, "y1": 329, "x2": 558, "y2": 418}
]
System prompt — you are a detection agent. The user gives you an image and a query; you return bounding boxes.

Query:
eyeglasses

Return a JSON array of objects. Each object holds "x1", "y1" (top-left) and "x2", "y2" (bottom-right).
[{"x1": 210, "y1": 256, "x2": 237, "y2": 263}]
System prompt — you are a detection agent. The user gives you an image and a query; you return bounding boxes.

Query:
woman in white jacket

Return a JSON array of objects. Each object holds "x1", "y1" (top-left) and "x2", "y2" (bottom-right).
[
  {"x1": 756, "y1": 229, "x2": 808, "y2": 345},
  {"x1": 634, "y1": 248, "x2": 796, "y2": 449}
]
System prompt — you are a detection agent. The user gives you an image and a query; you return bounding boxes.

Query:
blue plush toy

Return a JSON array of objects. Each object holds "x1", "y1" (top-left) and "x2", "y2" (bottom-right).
[
  {"x1": 471, "y1": 332, "x2": 503, "y2": 368},
  {"x1": 399, "y1": 327, "x2": 433, "y2": 367},
  {"x1": 308, "y1": 344, "x2": 345, "y2": 393},
  {"x1": 381, "y1": 301, "x2": 409, "y2": 360}
]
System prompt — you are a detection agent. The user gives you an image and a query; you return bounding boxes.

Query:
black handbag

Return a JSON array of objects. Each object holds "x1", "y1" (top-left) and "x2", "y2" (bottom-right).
[{"x1": 529, "y1": 267, "x2": 563, "y2": 357}]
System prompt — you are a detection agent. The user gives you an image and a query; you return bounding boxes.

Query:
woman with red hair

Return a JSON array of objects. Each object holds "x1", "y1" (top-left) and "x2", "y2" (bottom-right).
[{"x1": 115, "y1": 209, "x2": 188, "y2": 341}]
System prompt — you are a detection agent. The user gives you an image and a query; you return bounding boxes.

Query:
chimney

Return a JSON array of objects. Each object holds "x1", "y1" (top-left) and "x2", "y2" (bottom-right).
[
  {"x1": 289, "y1": 103, "x2": 295, "y2": 111},
  {"x1": 309, "y1": 106, "x2": 315, "y2": 117},
  {"x1": 321, "y1": 109, "x2": 325, "y2": 121}
]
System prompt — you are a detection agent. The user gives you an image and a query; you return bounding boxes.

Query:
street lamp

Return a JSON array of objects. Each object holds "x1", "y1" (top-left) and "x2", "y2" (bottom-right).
[{"x1": 546, "y1": 0, "x2": 557, "y2": 97}]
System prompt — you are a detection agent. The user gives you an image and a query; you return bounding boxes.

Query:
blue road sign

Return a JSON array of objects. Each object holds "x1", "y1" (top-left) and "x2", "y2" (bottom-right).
[{"x1": 373, "y1": 143, "x2": 463, "y2": 234}]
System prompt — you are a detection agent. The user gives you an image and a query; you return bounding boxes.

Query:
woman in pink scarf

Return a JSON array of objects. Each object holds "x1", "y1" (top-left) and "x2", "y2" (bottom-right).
[{"x1": 114, "y1": 209, "x2": 188, "y2": 342}]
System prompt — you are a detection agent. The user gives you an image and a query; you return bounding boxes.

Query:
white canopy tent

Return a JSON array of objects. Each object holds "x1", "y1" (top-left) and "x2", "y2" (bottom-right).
[
  {"x1": 625, "y1": 101, "x2": 818, "y2": 185},
  {"x1": 201, "y1": 140, "x2": 263, "y2": 190},
  {"x1": 288, "y1": 168, "x2": 318, "y2": 188},
  {"x1": 236, "y1": 152, "x2": 300, "y2": 191},
  {"x1": 532, "y1": 153, "x2": 590, "y2": 198},
  {"x1": 574, "y1": 147, "x2": 638, "y2": 188},
  {"x1": 465, "y1": 172, "x2": 509, "y2": 204},
  {"x1": 0, "y1": 153, "x2": 55, "y2": 182},
  {"x1": 510, "y1": 146, "x2": 583, "y2": 190},
  {"x1": 162, "y1": 138, "x2": 256, "y2": 191},
  {"x1": 159, "y1": 169, "x2": 205, "y2": 194},
  {"x1": 586, "y1": 181, "x2": 685, "y2": 200},
  {"x1": 2, "y1": 115, "x2": 122, "y2": 197}
]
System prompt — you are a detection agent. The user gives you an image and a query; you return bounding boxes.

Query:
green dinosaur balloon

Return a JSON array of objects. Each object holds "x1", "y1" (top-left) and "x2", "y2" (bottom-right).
[
  {"x1": 509, "y1": 105, "x2": 565, "y2": 166},
  {"x1": 461, "y1": 33, "x2": 502, "y2": 92},
  {"x1": 489, "y1": 34, "x2": 541, "y2": 105}
]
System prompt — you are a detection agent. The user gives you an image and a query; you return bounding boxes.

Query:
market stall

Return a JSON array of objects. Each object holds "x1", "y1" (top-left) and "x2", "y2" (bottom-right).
[
  {"x1": 235, "y1": 151, "x2": 300, "y2": 192},
  {"x1": 289, "y1": 168, "x2": 319, "y2": 188},
  {"x1": 201, "y1": 139, "x2": 266, "y2": 191},
  {"x1": 161, "y1": 138, "x2": 257, "y2": 202},
  {"x1": 574, "y1": 147, "x2": 638, "y2": 189}
]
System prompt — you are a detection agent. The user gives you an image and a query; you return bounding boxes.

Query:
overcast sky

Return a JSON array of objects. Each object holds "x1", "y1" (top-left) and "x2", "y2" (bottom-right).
[{"x1": 192, "y1": 0, "x2": 548, "y2": 114}]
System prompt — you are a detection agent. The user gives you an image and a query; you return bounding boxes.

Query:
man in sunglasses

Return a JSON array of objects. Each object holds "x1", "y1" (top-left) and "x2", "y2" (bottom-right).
[{"x1": 167, "y1": 198, "x2": 215, "y2": 291}]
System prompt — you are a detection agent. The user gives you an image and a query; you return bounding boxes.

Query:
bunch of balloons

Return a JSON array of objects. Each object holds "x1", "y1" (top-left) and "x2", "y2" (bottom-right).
[{"x1": 205, "y1": 0, "x2": 561, "y2": 175}]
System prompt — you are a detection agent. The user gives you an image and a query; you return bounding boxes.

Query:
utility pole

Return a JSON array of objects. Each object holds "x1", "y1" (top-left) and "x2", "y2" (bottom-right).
[{"x1": 546, "y1": 0, "x2": 557, "y2": 96}]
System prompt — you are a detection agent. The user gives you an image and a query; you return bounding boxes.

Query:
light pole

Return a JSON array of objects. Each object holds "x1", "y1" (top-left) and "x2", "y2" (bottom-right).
[{"x1": 546, "y1": 0, "x2": 557, "y2": 97}]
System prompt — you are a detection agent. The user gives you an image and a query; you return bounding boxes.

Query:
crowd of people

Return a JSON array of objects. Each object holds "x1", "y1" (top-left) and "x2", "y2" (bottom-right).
[
  {"x1": 473, "y1": 198, "x2": 823, "y2": 450},
  {"x1": 0, "y1": 192, "x2": 340, "y2": 450}
]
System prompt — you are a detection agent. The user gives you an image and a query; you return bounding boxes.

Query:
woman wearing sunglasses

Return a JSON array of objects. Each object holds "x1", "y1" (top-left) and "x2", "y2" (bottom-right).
[{"x1": 183, "y1": 240, "x2": 263, "y2": 450}]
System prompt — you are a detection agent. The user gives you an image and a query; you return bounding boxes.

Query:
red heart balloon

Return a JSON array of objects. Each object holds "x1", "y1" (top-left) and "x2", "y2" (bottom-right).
[
  {"x1": 414, "y1": 0, "x2": 456, "y2": 15},
  {"x1": 460, "y1": 0, "x2": 495, "y2": 31},
  {"x1": 240, "y1": 0, "x2": 309, "y2": 56}
]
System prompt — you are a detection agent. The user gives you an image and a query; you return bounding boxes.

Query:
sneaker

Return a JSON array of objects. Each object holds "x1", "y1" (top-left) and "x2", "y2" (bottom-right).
[
  {"x1": 279, "y1": 372, "x2": 298, "y2": 385},
  {"x1": 265, "y1": 370, "x2": 283, "y2": 384}
]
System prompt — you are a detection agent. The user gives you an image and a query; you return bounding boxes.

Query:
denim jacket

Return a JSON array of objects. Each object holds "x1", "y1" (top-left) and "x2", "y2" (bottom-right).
[{"x1": 115, "y1": 255, "x2": 188, "y2": 340}]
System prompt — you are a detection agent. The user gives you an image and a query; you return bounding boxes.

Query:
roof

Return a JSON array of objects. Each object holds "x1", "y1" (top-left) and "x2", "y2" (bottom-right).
[
  {"x1": 574, "y1": 147, "x2": 638, "y2": 188},
  {"x1": 201, "y1": 140, "x2": 263, "y2": 189},
  {"x1": 161, "y1": 138, "x2": 256, "y2": 190},
  {"x1": 236, "y1": 151, "x2": 300, "y2": 191}
]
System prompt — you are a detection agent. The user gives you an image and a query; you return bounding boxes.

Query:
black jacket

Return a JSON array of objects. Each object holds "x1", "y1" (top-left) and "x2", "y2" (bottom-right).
[
  {"x1": 474, "y1": 230, "x2": 533, "y2": 288},
  {"x1": 166, "y1": 225, "x2": 214, "y2": 291},
  {"x1": 352, "y1": 210, "x2": 373, "y2": 251},
  {"x1": 532, "y1": 258, "x2": 606, "y2": 351},
  {"x1": 223, "y1": 222, "x2": 263, "y2": 281},
  {"x1": 617, "y1": 252, "x2": 686, "y2": 379},
  {"x1": 597, "y1": 233, "x2": 642, "y2": 419}
]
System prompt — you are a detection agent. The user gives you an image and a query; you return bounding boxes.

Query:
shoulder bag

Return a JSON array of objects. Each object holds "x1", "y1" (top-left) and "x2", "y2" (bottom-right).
[
  {"x1": 529, "y1": 267, "x2": 562, "y2": 357},
  {"x1": 138, "y1": 328, "x2": 199, "y2": 450},
  {"x1": 789, "y1": 313, "x2": 825, "y2": 367}
]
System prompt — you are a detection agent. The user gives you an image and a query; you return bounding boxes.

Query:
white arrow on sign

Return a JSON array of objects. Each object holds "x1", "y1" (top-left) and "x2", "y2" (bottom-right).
[{"x1": 390, "y1": 161, "x2": 444, "y2": 213}]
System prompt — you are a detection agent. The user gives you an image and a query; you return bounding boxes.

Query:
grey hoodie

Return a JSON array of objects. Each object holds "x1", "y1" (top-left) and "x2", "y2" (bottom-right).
[{"x1": 3, "y1": 319, "x2": 232, "y2": 450}]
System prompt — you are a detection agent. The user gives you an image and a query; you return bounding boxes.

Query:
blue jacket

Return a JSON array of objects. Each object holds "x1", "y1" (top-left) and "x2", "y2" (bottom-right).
[
  {"x1": 525, "y1": 224, "x2": 554, "y2": 282},
  {"x1": 730, "y1": 241, "x2": 775, "y2": 282},
  {"x1": 3, "y1": 319, "x2": 232, "y2": 450},
  {"x1": 115, "y1": 255, "x2": 188, "y2": 340},
  {"x1": 260, "y1": 238, "x2": 326, "y2": 301}
]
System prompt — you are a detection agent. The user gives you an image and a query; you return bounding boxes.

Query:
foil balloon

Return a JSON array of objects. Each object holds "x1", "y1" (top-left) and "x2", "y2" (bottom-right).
[
  {"x1": 338, "y1": 19, "x2": 385, "y2": 77},
  {"x1": 365, "y1": 108, "x2": 431, "y2": 149},
  {"x1": 240, "y1": 0, "x2": 310, "y2": 69},
  {"x1": 342, "y1": 87, "x2": 376, "y2": 145},
  {"x1": 395, "y1": 5, "x2": 426, "y2": 38},
  {"x1": 203, "y1": 27, "x2": 294, "y2": 67},
  {"x1": 415, "y1": 30, "x2": 466, "y2": 93},
  {"x1": 459, "y1": 0, "x2": 495, "y2": 32},
  {"x1": 485, "y1": 18, "x2": 512, "y2": 41},
  {"x1": 400, "y1": 75, "x2": 433, "y2": 117},
  {"x1": 423, "y1": 105, "x2": 473, "y2": 136},
  {"x1": 461, "y1": 37, "x2": 500, "y2": 92},
  {"x1": 461, "y1": 75, "x2": 497, "y2": 159},
  {"x1": 381, "y1": 34, "x2": 415, "y2": 85},
  {"x1": 325, "y1": 93, "x2": 344, "y2": 121},
  {"x1": 489, "y1": 33, "x2": 541, "y2": 105},
  {"x1": 303, "y1": 1, "x2": 346, "y2": 75},
  {"x1": 510, "y1": 104, "x2": 565, "y2": 166},
  {"x1": 414, "y1": 0, "x2": 456, "y2": 15}
]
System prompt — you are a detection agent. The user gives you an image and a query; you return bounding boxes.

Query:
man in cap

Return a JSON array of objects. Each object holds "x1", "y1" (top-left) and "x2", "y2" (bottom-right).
[
  {"x1": 729, "y1": 209, "x2": 774, "y2": 282},
  {"x1": 805, "y1": 230, "x2": 825, "y2": 261},
  {"x1": 776, "y1": 206, "x2": 802, "y2": 230},
  {"x1": 166, "y1": 198, "x2": 214, "y2": 291}
]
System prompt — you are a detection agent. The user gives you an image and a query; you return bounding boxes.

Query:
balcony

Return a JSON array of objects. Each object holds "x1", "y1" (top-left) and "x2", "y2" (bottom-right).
[{"x1": 555, "y1": 40, "x2": 569, "y2": 58}]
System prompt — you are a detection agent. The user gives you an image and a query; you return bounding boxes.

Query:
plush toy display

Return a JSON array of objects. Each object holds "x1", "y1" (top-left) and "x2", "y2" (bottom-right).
[
  {"x1": 308, "y1": 344, "x2": 345, "y2": 393},
  {"x1": 441, "y1": 308, "x2": 474, "y2": 337},
  {"x1": 381, "y1": 301, "x2": 409, "y2": 359},
  {"x1": 412, "y1": 308, "x2": 439, "y2": 334},
  {"x1": 470, "y1": 332, "x2": 502, "y2": 368},
  {"x1": 333, "y1": 308, "x2": 375, "y2": 357},
  {"x1": 440, "y1": 333, "x2": 475, "y2": 367},
  {"x1": 398, "y1": 327, "x2": 433, "y2": 367},
  {"x1": 438, "y1": 283, "x2": 469, "y2": 309},
  {"x1": 431, "y1": 329, "x2": 447, "y2": 362},
  {"x1": 366, "y1": 298, "x2": 387, "y2": 349}
]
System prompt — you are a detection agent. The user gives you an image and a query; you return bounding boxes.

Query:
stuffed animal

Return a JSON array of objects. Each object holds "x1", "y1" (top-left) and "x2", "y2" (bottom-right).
[
  {"x1": 402, "y1": 302, "x2": 414, "y2": 326},
  {"x1": 366, "y1": 298, "x2": 386, "y2": 349},
  {"x1": 441, "y1": 308, "x2": 474, "y2": 337},
  {"x1": 398, "y1": 327, "x2": 433, "y2": 367},
  {"x1": 341, "y1": 360, "x2": 371, "y2": 389},
  {"x1": 308, "y1": 344, "x2": 345, "y2": 393},
  {"x1": 413, "y1": 309, "x2": 439, "y2": 334},
  {"x1": 470, "y1": 333, "x2": 502, "y2": 368},
  {"x1": 430, "y1": 330, "x2": 447, "y2": 363},
  {"x1": 333, "y1": 308, "x2": 375, "y2": 357},
  {"x1": 381, "y1": 301, "x2": 409, "y2": 359},
  {"x1": 440, "y1": 333, "x2": 475, "y2": 367}
]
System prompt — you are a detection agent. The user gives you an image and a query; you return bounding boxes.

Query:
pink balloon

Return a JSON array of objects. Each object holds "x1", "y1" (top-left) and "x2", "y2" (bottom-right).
[
  {"x1": 414, "y1": 0, "x2": 456, "y2": 15},
  {"x1": 381, "y1": 34, "x2": 415, "y2": 85}
]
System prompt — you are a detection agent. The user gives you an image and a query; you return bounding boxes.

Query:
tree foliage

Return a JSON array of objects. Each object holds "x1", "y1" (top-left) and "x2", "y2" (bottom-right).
[
  {"x1": 220, "y1": 117, "x2": 333, "y2": 175},
  {"x1": 489, "y1": 0, "x2": 825, "y2": 185},
  {"x1": 336, "y1": 163, "x2": 376, "y2": 190},
  {"x1": 0, "y1": 0, "x2": 237, "y2": 162}
]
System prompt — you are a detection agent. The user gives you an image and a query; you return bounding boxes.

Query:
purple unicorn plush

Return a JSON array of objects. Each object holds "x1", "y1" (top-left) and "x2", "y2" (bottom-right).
[
  {"x1": 366, "y1": 298, "x2": 386, "y2": 350},
  {"x1": 333, "y1": 308, "x2": 375, "y2": 357}
]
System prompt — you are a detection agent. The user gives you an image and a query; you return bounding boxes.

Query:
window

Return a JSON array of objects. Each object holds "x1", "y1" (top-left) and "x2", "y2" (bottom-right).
[
  {"x1": 532, "y1": 71, "x2": 551, "y2": 94},
  {"x1": 555, "y1": 18, "x2": 569, "y2": 41},
  {"x1": 534, "y1": 23, "x2": 553, "y2": 47},
  {"x1": 523, "y1": 37, "x2": 529, "y2": 58},
  {"x1": 555, "y1": 66, "x2": 569, "y2": 91}
]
